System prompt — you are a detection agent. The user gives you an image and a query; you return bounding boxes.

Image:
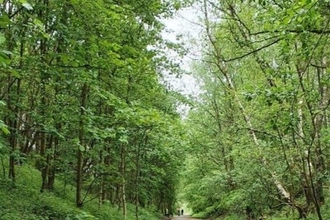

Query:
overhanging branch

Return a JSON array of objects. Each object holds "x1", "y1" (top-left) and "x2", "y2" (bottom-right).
[
  {"x1": 251, "y1": 29, "x2": 330, "y2": 36},
  {"x1": 223, "y1": 38, "x2": 282, "y2": 62}
]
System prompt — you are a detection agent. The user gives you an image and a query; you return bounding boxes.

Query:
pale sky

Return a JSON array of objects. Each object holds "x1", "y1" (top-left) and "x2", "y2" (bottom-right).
[{"x1": 161, "y1": 4, "x2": 203, "y2": 98}]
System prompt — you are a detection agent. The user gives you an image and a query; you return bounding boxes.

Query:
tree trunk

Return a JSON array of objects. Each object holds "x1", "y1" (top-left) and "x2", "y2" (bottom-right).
[
  {"x1": 98, "y1": 149, "x2": 104, "y2": 206},
  {"x1": 202, "y1": 0, "x2": 293, "y2": 207},
  {"x1": 40, "y1": 132, "x2": 48, "y2": 192},
  {"x1": 76, "y1": 83, "x2": 88, "y2": 208},
  {"x1": 8, "y1": 73, "x2": 20, "y2": 183},
  {"x1": 135, "y1": 141, "x2": 141, "y2": 220},
  {"x1": 5, "y1": 0, "x2": 17, "y2": 183},
  {"x1": 120, "y1": 143, "x2": 127, "y2": 218}
]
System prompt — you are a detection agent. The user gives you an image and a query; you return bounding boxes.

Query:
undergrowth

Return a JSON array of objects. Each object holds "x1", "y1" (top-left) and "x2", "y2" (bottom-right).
[{"x1": 0, "y1": 164, "x2": 160, "y2": 220}]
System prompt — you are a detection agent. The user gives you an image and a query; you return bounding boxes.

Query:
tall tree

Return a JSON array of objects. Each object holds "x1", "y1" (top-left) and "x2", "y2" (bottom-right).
[
  {"x1": 0, "y1": 0, "x2": 187, "y2": 218},
  {"x1": 184, "y1": 0, "x2": 330, "y2": 219}
]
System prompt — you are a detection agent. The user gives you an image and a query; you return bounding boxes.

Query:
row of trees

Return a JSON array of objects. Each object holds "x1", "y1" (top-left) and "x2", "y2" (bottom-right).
[
  {"x1": 0, "y1": 0, "x2": 187, "y2": 218},
  {"x1": 184, "y1": 0, "x2": 330, "y2": 219}
]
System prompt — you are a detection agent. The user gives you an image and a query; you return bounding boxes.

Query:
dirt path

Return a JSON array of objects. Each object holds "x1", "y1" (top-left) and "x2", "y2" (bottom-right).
[{"x1": 171, "y1": 215, "x2": 201, "y2": 220}]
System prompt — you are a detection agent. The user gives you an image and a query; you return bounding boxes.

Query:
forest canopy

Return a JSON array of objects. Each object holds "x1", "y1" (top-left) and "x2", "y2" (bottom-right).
[
  {"x1": 0, "y1": 0, "x2": 188, "y2": 219},
  {"x1": 182, "y1": 0, "x2": 330, "y2": 220}
]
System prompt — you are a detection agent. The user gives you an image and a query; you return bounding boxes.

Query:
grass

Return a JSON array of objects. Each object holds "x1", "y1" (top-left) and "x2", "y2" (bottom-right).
[{"x1": 0, "y1": 163, "x2": 161, "y2": 220}]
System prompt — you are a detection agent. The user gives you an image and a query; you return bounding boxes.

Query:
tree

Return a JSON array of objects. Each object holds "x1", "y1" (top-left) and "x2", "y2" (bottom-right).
[
  {"x1": 184, "y1": 0, "x2": 330, "y2": 219},
  {"x1": 0, "y1": 0, "x2": 187, "y2": 218}
]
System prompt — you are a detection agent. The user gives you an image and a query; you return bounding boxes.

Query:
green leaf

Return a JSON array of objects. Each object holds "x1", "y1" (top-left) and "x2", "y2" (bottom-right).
[
  {"x1": 2, "y1": 50, "x2": 13, "y2": 55},
  {"x1": 79, "y1": 145, "x2": 85, "y2": 152},
  {"x1": 118, "y1": 135, "x2": 129, "y2": 144},
  {"x1": 22, "y1": 2, "x2": 33, "y2": 10},
  {"x1": 0, "y1": 53, "x2": 10, "y2": 65},
  {"x1": 1, "y1": 127, "x2": 10, "y2": 135},
  {"x1": 173, "y1": 2, "x2": 181, "y2": 10},
  {"x1": 0, "y1": 121, "x2": 9, "y2": 135},
  {"x1": 0, "y1": 33, "x2": 5, "y2": 44},
  {"x1": 0, "y1": 34, "x2": 11, "y2": 65},
  {"x1": 18, "y1": 0, "x2": 33, "y2": 10},
  {"x1": 10, "y1": 70, "x2": 20, "y2": 78},
  {"x1": 0, "y1": 16, "x2": 10, "y2": 27},
  {"x1": 33, "y1": 18, "x2": 44, "y2": 27}
]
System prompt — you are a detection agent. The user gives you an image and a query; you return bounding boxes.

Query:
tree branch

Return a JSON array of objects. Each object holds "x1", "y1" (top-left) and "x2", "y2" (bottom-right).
[
  {"x1": 251, "y1": 29, "x2": 330, "y2": 36},
  {"x1": 223, "y1": 38, "x2": 282, "y2": 62}
]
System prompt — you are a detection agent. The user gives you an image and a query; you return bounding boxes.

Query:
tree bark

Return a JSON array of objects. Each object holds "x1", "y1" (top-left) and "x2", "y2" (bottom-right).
[
  {"x1": 120, "y1": 143, "x2": 127, "y2": 218},
  {"x1": 76, "y1": 83, "x2": 88, "y2": 208}
]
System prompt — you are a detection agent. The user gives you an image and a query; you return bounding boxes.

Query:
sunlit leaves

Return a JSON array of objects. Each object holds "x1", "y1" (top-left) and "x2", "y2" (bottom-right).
[
  {"x1": 184, "y1": 0, "x2": 330, "y2": 218},
  {"x1": 0, "y1": 0, "x2": 187, "y2": 214},
  {"x1": 0, "y1": 33, "x2": 11, "y2": 65},
  {"x1": 15, "y1": 0, "x2": 34, "y2": 10},
  {"x1": 0, "y1": 14, "x2": 10, "y2": 28},
  {"x1": 0, "y1": 121, "x2": 9, "y2": 135}
]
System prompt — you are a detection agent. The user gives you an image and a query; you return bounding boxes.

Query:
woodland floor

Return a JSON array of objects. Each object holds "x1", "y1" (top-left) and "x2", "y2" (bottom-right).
[{"x1": 170, "y1": 215, "x2": 202, "y2": 220}]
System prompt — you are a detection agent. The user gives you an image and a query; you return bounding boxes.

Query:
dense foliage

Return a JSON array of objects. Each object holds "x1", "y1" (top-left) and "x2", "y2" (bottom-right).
[
  {"x1": 183, "y1": 0, "x2": 330, "y2": 219},
  {"x1": 0, "y1": 0, "x2": 187, "y2": 219},
  {"x1": 4, "y1": 0, "x2": 330, "y2": 220}
]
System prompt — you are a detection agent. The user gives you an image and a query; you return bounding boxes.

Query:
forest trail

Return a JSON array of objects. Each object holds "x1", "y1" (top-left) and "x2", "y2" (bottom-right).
[{"x1": 171, "y1": 215, "x2": 202, "y2": 220}]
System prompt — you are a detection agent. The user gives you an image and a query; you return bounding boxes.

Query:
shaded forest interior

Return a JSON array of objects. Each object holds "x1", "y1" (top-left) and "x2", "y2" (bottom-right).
[{"x1": 2, "y1": 0, "x2": 330, "y2": 220}]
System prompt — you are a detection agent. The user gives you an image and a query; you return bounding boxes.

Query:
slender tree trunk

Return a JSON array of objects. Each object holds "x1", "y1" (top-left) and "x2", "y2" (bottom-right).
[
  {"x1": 40, "y1": 132, "x2": 48, "y2": 192},
  {"x1": 8, "y1": 72, "x2": 20, "y2": 183},
  {"x1": 310, "y1": 63, "x2": 327, "y2": 220},
  {"x1": 120, "y1": 143, "x2": 127, "y2": 218},
  {"x1": 5, "y1": 0, "x2": 17, "y2": 183},
  {"x1": 39, "y1": 69, "x2": 49, "y2": 192},
  {"x1": 76, "y1": 124, "x2": 84, "y2": 207},
  {"x1": 47, "y1": 135, "x2": 58, "y2": 191},
  {"x1": 8, "y1": 116, "x2": 16, "y2": 182},
  {"x1": 135, "y1": 141, "x2": 141, "y2": 220},
  {"x1": 38, "y1": 0, "x2": 52, "y2": 193},
  {"x1": 295, "y1": 60, "x2": 325, "y2": 220},
  {"x1": 103, "y1": 141, "x2": 113, "y2": 204},
  {"x1": 98, "y1": 149, "x2": 104, "y2": 206},
  {"x1": 76, "y1": 83, "x2": 88, "y2": 208},
  {"x1": 202, "y1": 0, "x2": 293, "y2": 208}
]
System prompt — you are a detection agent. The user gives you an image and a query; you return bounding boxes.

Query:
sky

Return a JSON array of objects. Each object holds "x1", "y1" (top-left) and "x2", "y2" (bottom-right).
[{"x1": 161, "y1": 4, "x2": 204, "y2": 98}]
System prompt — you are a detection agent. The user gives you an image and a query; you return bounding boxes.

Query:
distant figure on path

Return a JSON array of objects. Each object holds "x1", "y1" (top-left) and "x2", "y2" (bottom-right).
[
  {"x1": 165, "y1": 208, "x2": 169, "y2": 217},
  {"x1": 177, "y1": 209, "x2": 180, "y2": 216},
  {"x1": 181, "y1": 209, "x2": 184, "y2": 216}
]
